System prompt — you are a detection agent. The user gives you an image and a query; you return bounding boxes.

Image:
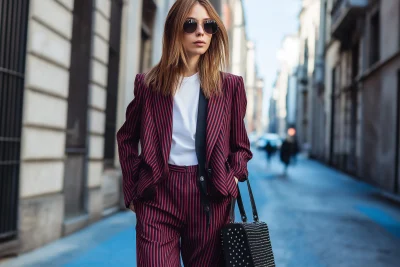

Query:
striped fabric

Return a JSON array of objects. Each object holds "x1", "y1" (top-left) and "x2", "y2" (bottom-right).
[
  {"x1": 116, "y1": 72, "x2": 253, "y2": 208},
  {"x1": 135, "y1": 164, "x2": 231, "y2": 267}
]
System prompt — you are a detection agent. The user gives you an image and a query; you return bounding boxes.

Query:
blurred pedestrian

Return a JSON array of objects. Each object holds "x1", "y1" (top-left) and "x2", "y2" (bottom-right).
[
  {"x1": 265, "y1": 141, "x2": 274, "y2": 165},
  {"x1": 290, "y1": 136, "x2": 299, "y2": 165},
  {"x1": 280, "y1": 137, "x2": 292, "y2": 174},
  {"x1": 116, "y1": 1, "x2": 252, "y2": 266}
]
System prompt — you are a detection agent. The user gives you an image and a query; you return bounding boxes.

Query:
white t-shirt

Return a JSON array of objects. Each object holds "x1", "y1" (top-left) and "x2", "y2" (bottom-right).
[{"x1": 168, "y1": 72, "x2": 200, "y2": 166}]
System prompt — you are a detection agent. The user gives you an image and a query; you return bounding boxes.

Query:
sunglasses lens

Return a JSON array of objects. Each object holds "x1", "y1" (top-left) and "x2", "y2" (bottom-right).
[
  {"x1": 204, "y1": 21, "x2": 218, "y2": 34},
  {"x1": 183, "y1": 21, "x2": 197, "y2": 33}
]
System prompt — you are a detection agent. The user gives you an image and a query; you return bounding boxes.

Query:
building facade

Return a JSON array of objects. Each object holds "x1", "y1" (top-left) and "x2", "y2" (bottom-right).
[
  {"x1": 214, "y1": 0, "x2": 265, "y2": 135},
  {"x1": 296, "y1": 0, "x2": 321, "y2": 153},
  {"x1": 0, "y1": 0, "x2": 174, "y2": 257},
  {"x1": 269, "y1": 87, "x2": 279, "y2": 134},
  {"x1": 245, "y1": 40, "x2": 264, "y2": 135},
  {"x1": 254, "y1": 77, "x2": 265, "y2": 136},
  {"x1": 272, "y1": 35, "x2": 300, "y2": 137},
  {"x1": 245, "y1": 41, "x2": 256, "y2": 132},
  {"x1": 310, "y1": 0, "x2": 328, "y2": 160},
  {"x1": 300, "y1": 0, "x2": 400, "y2": 196}
]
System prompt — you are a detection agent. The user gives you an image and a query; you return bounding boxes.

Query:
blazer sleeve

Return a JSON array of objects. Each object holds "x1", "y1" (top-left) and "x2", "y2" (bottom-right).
[
  {"x1": 229, "y1": 76, "x2": 253, "y2": 182},
  {"x1": 116, "y1": 74, "x2": 144, "y2": 208}
]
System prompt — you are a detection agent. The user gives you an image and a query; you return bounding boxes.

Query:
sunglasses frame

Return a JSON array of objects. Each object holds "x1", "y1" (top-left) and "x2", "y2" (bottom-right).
[{"x1": 183, "y1": 18, "x2": 218, "y2": 35}]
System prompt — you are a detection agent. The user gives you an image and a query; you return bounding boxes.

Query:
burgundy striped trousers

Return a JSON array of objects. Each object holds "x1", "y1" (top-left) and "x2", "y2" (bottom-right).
[{"x1": 135, "y1": 164, "x2": 232, "y2": 267}]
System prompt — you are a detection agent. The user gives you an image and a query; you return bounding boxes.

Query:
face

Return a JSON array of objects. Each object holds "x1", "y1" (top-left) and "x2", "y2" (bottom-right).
[{"x1": 182, "y1": 3, "x2": 217, "y2": 58}]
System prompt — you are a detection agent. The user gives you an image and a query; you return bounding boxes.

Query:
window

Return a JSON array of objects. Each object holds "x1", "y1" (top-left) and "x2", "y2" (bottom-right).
[
  {"x1": 0, "y1": 0, "x2": 30, "y2": 243},
  {"x1": 352, "y1": 42, "x2": 359, "y2": 80},
  {"x1": 104, "y1": 0, "x2": 123, "y2": 168},
  {"x1": 64, "y1": 0, "x2": 94, "y2": 218},
  {"x1": 140, "y1": 0, "x2": 156, "y2": 72},
  {"x1": 370, "y1": 11, "x2": 380, "y2": 66}
]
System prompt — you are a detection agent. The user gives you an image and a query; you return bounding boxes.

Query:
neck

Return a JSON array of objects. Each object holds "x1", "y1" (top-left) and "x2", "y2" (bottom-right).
[{"x1": 183, "y1": 55, "x2": 200, "y2": 77}]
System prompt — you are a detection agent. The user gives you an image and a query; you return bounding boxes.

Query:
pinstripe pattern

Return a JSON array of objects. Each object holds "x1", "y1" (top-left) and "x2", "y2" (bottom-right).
[
  {"x1": 135, "y1": 165, "x2": 231, "y2": 267},
  {"x1": 117, "y1": 72, "x2": 252, "y2": 265},
  {"x1": 116, "y1": 72, "x2": 252, "y2": 208}
]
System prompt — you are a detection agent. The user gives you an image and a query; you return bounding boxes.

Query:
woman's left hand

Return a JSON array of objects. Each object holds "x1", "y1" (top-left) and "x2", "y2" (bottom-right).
[{"x1": 234, "y1": 176, "x2": 238, "y2": 184}]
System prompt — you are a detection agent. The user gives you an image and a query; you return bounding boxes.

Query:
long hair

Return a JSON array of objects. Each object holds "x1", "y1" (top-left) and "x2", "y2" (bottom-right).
[{"x1": 144, "y1": 0, "x2": 229, "y2": 98}]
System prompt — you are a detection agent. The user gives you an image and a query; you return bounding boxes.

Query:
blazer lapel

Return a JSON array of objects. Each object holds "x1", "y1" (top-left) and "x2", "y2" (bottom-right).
[
  {"x1": 151, "y1": 81, "x2": 226, "y2": 169},
  {"x1": 152, "y1": 91, "x2": 173, "y2": 167},
  {"x1": 205, "y1": 92, "x2": 226, "y2": 167}
]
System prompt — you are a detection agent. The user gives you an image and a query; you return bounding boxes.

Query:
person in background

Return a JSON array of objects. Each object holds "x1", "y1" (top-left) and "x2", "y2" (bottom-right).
[
  {"x1": 280, "y1": 137, "x2": 292, "y2": 175},
  {"x1": 265, "y1": 141, "x2": 274, "y2": 165},
  {"x1": 290, "y1": 135, "x2": 300, "y2": 165}
]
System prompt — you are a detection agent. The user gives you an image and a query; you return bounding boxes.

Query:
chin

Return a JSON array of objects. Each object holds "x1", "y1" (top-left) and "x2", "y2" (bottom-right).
[{"x1": 189, "y1": 48, "x2": 208, "y2": 56}]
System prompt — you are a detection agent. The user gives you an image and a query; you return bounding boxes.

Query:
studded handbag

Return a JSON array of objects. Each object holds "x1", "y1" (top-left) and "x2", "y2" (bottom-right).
[{"x1": 221, "y1": 177, "x2": 276, "y2": 267}]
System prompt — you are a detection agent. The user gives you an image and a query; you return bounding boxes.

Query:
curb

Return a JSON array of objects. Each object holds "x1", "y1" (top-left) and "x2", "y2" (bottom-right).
[{"x1": 379, "y1": 191, "x2": 400, "y2": 206}]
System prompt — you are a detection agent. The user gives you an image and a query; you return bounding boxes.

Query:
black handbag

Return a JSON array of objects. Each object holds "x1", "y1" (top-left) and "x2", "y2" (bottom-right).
[{"x1": 221, "y1": 177, "x2": 276, "y2": 267}]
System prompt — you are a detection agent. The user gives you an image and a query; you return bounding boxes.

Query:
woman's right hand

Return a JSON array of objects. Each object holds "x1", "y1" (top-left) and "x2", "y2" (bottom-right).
[{"x1": 129, "y1": 202, "x2": 135, "y2": 213}]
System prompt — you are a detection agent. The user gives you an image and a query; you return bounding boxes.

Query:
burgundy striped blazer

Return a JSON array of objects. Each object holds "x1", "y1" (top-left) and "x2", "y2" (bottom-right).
[{"x1": 116, "y1": 72, "x2": 253, "y2": 208}]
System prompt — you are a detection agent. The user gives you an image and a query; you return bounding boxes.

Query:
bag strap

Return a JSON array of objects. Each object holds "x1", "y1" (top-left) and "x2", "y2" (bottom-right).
[
  {"x1": 229, "y1": 176, "x2": 259, "y2": 223},
  {"x1": 245, "y1": 177, "x2": 259, "y2": 222},
  {"x1": 195, "y1": 87, "x2": 211, "y2": 227}
]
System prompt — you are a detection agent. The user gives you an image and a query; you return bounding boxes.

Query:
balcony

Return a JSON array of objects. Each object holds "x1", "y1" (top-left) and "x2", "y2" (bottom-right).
[{"x1": 331, "y1": 0, "x2": 368, "y2": 42}]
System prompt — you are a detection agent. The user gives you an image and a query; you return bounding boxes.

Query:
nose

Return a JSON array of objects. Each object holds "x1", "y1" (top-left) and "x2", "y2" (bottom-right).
[{"x1": 196, "y1": 23, "x2": 205, "y2": 36}]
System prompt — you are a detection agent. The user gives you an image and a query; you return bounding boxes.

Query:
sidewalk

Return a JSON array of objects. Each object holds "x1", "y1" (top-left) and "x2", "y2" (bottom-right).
[
  {"x1": 254, "y1": 151, "x2": 400, "y2": 266},
  {"x1": 0, "y1": 212, "x2": 137, "y2": 267}
]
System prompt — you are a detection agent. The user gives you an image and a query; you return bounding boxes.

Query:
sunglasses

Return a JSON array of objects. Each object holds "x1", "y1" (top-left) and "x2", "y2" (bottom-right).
[{"x1": 183, "y1": 19, "x2": 218, "y2": 35}]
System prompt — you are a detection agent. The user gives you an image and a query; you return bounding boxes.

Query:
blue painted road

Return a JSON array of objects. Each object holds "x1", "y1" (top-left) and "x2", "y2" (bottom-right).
[{"x1": 2, "y1": 148, "x2": 400, "y2": 266}]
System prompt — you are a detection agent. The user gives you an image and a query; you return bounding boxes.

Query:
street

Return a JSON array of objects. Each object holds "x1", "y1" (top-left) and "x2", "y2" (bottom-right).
[
  {"x1": 1, "y1": 147, "x2": 400, "y2": 267},
  {"x1": 1, "y1": 0, "x2": 400, "y2": 266}
]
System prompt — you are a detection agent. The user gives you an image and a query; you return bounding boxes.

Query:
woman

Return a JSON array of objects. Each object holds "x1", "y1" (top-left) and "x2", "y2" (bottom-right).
[{"x1": 117, "y1": 0, "x2": 252, "y2": 266}]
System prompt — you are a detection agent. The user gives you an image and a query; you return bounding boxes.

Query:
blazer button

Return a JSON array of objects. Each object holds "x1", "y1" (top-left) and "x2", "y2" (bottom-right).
[{"x1": 200, "y1": 176, "x2": 204, "y2": 181}]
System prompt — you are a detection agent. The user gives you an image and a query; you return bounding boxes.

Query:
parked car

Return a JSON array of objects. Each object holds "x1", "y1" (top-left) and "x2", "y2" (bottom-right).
[
  {"x1": 255, "y1": 133, "x2": 282, "y2": 151},
  {"x1": 248, "y1": 132, "x2": 259, "y2": 145}
]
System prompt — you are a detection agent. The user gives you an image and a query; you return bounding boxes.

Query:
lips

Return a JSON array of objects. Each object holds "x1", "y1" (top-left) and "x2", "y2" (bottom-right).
[{"x1": 194, "y1": 41, "x2": 206, "y2": 44}]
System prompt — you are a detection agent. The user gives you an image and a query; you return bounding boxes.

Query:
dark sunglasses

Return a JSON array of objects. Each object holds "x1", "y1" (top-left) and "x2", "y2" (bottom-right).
[{"x1": 183, "y1": 19, "x2": 218, "y2": 34}]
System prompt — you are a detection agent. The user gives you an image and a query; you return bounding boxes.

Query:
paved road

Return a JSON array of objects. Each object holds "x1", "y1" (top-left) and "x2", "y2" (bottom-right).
[{"x1": 2, "y1": 147, "x2": 400, "y2": 267}]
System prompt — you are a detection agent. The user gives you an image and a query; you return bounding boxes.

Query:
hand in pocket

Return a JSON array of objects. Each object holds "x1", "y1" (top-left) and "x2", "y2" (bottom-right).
[{"x1": 129, "y1": 202, "x2": 135, "y2": 213}]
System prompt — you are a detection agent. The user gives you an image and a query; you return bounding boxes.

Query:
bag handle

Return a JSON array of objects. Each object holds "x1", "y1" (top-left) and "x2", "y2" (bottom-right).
[{"x1": 229, "y1": 176, "x2": 259, "y2": 223}]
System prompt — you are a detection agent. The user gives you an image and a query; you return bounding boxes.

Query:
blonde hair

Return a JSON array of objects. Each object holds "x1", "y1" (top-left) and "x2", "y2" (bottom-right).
[{"x1": 145, "y1": 0, "x2": 229, "y2": 98}]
